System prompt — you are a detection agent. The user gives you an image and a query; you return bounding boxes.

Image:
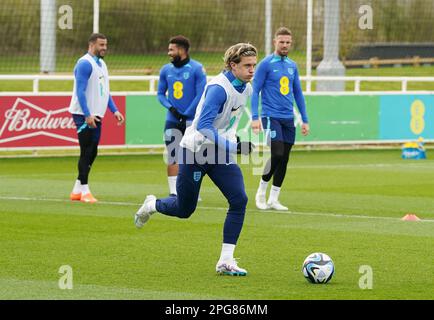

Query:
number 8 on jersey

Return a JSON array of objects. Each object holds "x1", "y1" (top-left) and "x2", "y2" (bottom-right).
[
  {"x1": 279, "y1": 76, "x2": 290, "y2": 95},
  {"x1": 173, "y1": 81, "x2": 184, "y2": 99}
]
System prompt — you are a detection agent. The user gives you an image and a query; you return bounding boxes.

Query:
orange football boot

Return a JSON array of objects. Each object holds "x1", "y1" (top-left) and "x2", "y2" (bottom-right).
[
  {"x1": 70, "y1": 192, "x2": 82, "y2": 201},
  {"x1": 80, "y1": 193, "x2": 98, "y2": 203}
]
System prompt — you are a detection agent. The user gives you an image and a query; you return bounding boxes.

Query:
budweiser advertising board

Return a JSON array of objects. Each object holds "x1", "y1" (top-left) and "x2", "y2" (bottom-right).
[{"x1": 0, "y1": 96, "x2": 125, "y2": 148}]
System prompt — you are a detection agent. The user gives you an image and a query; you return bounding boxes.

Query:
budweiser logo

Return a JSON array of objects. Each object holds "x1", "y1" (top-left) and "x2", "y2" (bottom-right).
[{"x1": 0, "y1": 97, "x2": 78, "y2": 144}]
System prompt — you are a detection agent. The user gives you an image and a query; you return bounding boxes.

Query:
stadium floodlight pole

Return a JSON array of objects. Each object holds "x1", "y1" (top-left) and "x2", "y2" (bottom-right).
[
  {"x1": 306, "y1": 0, "x2": 313, "y2": 93},
  {"x1": 40, "y1": 0, "x2": 56, "y2": 73},
  {"x1": 93, "y1": 0, "x2": 100, "y2": 33},
  {"x1": 265, "y1": 0, "x2": 272, "y2": 55}
]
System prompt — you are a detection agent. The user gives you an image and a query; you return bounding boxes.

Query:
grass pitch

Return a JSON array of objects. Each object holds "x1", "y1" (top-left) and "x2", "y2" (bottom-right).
[{"x1": 0, "y1": 150, "x2": 433, "y2": 300}]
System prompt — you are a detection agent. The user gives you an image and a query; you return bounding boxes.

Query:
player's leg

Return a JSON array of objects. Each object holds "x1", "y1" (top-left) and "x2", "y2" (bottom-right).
[
  {"x1": 79, "y1": 121, "x2": 101, "y2": 203},
  {"x1": 267, "y1": 119, "x2": 295, "y2": 211},
  {"x1": 255, "y1": 117, "x2": 284, "y2": 209},
  {"x1": 70, "y1": 114, "x2": 96, "y2": 202},
  {"x1": 87, "y1": 120, "x2": 101, "y2": 169},
  {"x1": 164, "y1": 121, "x2": 183, "y2": 196},
  {"x1": 134, "y1": 148, "x2": 203, "y2": 228},
  {"x1": 70, "y1": 114, "x2": 86, "y2": 200},
  {"x1": 208, "y1": 164, "x2": 248, "y2": 276},
  {"x1": 272, "y1": 142, "x2": 292, "y2": 188}
]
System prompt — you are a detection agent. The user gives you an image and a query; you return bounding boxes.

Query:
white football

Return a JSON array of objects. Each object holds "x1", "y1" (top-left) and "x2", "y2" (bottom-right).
[{"x1": 302, "y1": 252, "x2": 335, "y2": 284}]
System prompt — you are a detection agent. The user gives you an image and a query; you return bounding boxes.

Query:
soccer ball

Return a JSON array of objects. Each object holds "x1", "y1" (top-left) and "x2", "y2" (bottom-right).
[{"x1": 302, "y1": 252, "x2": 334, "y2": 284}]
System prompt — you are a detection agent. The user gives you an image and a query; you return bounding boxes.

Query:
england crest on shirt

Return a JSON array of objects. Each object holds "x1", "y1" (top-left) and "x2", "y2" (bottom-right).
[
  {"x1": 288, "y1": 67, "x2": 294, "y2": 76},
  {"x1": 193, "y1": 171, "x2": 202, "y2": 182},
  {"x1": 183, "y1": 72, "x2": 190, "y2": 80}
]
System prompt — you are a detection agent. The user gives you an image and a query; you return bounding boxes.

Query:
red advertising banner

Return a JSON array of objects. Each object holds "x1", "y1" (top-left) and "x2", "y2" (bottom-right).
[{"x1": 0, "y1": 96, "x2": 125, "y2": 148}]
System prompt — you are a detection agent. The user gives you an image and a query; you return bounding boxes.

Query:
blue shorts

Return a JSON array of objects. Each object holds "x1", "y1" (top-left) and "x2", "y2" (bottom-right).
[
  {"x1": 261, "y1": 117, "x2": 296, "y2": 145},
  {"x1": 72, "y1": 114, "x2": 101, "y2": 143},
  {"x1": 164, "y1": 120, "x2": 187, "y2": 165}
]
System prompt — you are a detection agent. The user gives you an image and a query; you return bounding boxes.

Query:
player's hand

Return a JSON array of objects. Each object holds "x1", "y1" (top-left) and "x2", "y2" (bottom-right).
[
  {"x1": 85, "y1": 115, "x2": 99, "y2": 128},
  {"x1": 169, "y1": 107, "x2": 185, "y2": 123},
  {"x1": 114, "y1": 111, "x2": 125, "y2": 126},
  {"x1": 237, "y1": 141, "x2": 255, "y2": 155},
  {"x1": 301, "y1": 123, "x2": 310, "y2": 136},
  {"x1": 251, "y1": 119, "x2": 262, "y2": 134}
]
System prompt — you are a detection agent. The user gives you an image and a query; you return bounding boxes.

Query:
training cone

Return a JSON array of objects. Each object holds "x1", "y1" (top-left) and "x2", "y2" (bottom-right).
[{"x1": 401, "y1": 214, "x2": 421, "y2": 221}]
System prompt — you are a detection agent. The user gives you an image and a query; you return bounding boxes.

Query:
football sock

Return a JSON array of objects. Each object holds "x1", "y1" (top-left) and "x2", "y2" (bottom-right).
[
  {"x1": 268, "y1": 185, "x2": 281, "y2": 203},
  {"x1": 168, "y1": 176, "x2": 177, "y2": 195},
  {"x1": 257, "y1": 179, "x2": 268, "y2": 195},
  {"x1": 219, "y1": 243, "x2": 236, "y2": 262},
  {"x1": 72, "y1": 179, "x2": 82, "y2": 194},
  {"x1": 81, "y1": 184, "x2": 90, "y2": 195}
]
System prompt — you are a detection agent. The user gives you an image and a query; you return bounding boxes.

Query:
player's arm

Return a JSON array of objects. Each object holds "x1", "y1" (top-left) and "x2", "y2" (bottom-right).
[
  {"x1": 250, "y1": 61, "x2": 267, "y2": 133},
  {"x1": 157, "y1": 68, "x2": 172, "y2": 110},
  {"x1": 157, "y1": 68, "x2": 185, "y2": 122},
  {"x1": 108, "y1": 95, "x2": 124, "y2": 125},
  {"x1": 293, "y1": 66, "x2": 309, "y2": 136},
  {"x1": 184, "y1": 66, "x2": 207, "y2": 118},
  {"x1": 197, "y1": 85, "x2": 236, "y2": 154},
  {"x1": 197, "y1": 85, "x2": 253, "y2": 155},
  {"x1": 75, "y1": 60, "x2": 99, "y2": 128},
  {"x1": 75, "y1": 60, "x2": 92, "y2": 117}
]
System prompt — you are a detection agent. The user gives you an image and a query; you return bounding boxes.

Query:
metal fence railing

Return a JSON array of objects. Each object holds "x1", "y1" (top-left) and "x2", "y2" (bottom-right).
[{"x1": 1, "y1": 75, "x2": 434, "y2": 95}]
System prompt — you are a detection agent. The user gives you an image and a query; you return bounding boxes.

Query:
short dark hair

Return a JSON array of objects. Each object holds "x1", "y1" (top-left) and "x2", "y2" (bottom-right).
[
  {"x1": 88, "y1": 33, "x2": 107, "y2": 44},
  {"x1": 169, "y1": 35, "x2": 190, "y2": 52},
  {"x1": 274, "y1": 27, "x2": 292, "y2": 38}
]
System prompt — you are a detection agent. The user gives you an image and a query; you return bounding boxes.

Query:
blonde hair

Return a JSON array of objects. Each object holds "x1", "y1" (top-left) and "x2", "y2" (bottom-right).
[{"x1": 224, "y1": 43, "x2": 257, "y2": 71}]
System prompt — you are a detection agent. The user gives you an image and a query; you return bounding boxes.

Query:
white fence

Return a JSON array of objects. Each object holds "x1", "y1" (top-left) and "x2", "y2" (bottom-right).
[{"x1": 1, "y1": 75, "x2": 434, "y2": 95}]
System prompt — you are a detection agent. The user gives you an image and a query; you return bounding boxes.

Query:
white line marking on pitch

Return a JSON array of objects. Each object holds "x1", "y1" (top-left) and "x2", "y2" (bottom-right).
[{"x1": 1, "y1": 195, "x2": 433, "y2": 223}]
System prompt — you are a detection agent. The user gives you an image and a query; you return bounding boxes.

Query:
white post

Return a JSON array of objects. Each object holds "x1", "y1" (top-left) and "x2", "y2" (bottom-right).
[
  {"x1": 402, "y1": 79, "x2": 408, "y2": 92},
  {"x1": 150, "y1": 79, "x2": 156, "y2": 93},
  {"x1": 355, "y1": 79, "x2": 361, "y2": 92},
  {"x1": 33, "y1": 78, "x2": 40, "y2": 93},
  {"x1": 93, "y1": 0, "x2": 100, "y2": 33},
  {"x1": 306, "y1": 0, "x2": 313, "y2": 93},
  {"x1": 316, "y1": 0, "x2": 346, "y2": 91},
  {"x1": 265, "y1": 0, "x2": 272, "y2": 55},
  {"x1": 40, "y1": 0, "x2": 56, "y2": 73}
]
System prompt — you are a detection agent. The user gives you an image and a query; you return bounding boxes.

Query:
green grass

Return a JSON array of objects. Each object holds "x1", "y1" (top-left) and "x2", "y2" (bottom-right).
[{"x1": 0, "y1": 150, "x2": 433, "y2": 300}]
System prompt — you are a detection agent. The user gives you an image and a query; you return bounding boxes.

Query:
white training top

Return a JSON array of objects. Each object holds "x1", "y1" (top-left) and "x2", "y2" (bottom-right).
[
  {"x1": 69, "y1": 53, "x2": 110, "y2": 117},
  {"x1": 180, "y1": 72, "x2": 252, "y2": 152}
]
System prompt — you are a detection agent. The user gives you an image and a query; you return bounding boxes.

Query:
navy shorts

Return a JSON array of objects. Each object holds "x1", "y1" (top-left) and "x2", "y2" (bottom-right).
[
  {"x1": 72, "y1": 114, "x2": 102, "y2": 143},
  {"x1": 261, "y1": 117, "x2": 296, "y2": 145},
  {"x1": 164, "y1": 120, "x2": 187, "y2": 165}
]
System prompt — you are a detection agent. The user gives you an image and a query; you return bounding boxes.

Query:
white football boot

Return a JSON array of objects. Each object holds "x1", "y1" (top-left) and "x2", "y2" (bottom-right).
[
  {"x1": 255, "y1": 191, "x2": 269, "y2": 210},
  {"x1": 267, "y1": 200, "x2": 288, "y2": 211},
  {"x1": 216, "y1": 258, "x2": 247, "y2": 276},
  {"x1": 134, "y1": 195, "x2": 157, "y2": 228}
]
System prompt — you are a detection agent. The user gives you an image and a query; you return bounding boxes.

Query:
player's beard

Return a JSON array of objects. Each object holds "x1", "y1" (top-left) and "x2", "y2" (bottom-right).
[
  {"x1": 278, "y1": 50, "x2": 288, "y2": 57},
  {"x1": 171, "y1": 55, "x2": 181, "y2": 64},
  {"x1": 171, "y1": 55, "x2": 190, "y2": 68},
  {"x1": 97, "y1": 50, "x2": 106, "y2": 59}
]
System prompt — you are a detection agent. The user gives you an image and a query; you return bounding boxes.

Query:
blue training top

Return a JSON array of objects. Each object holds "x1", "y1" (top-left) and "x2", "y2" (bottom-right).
[
  {"x1": 157, "y1": 58, "x2": 207, "y2": 122},
  {"x1": 251, "y1": 54, "x2": 308, "y2": 123},
  {"x1": 73, "y1": 55, "x2": 118, "y2": 117}
]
